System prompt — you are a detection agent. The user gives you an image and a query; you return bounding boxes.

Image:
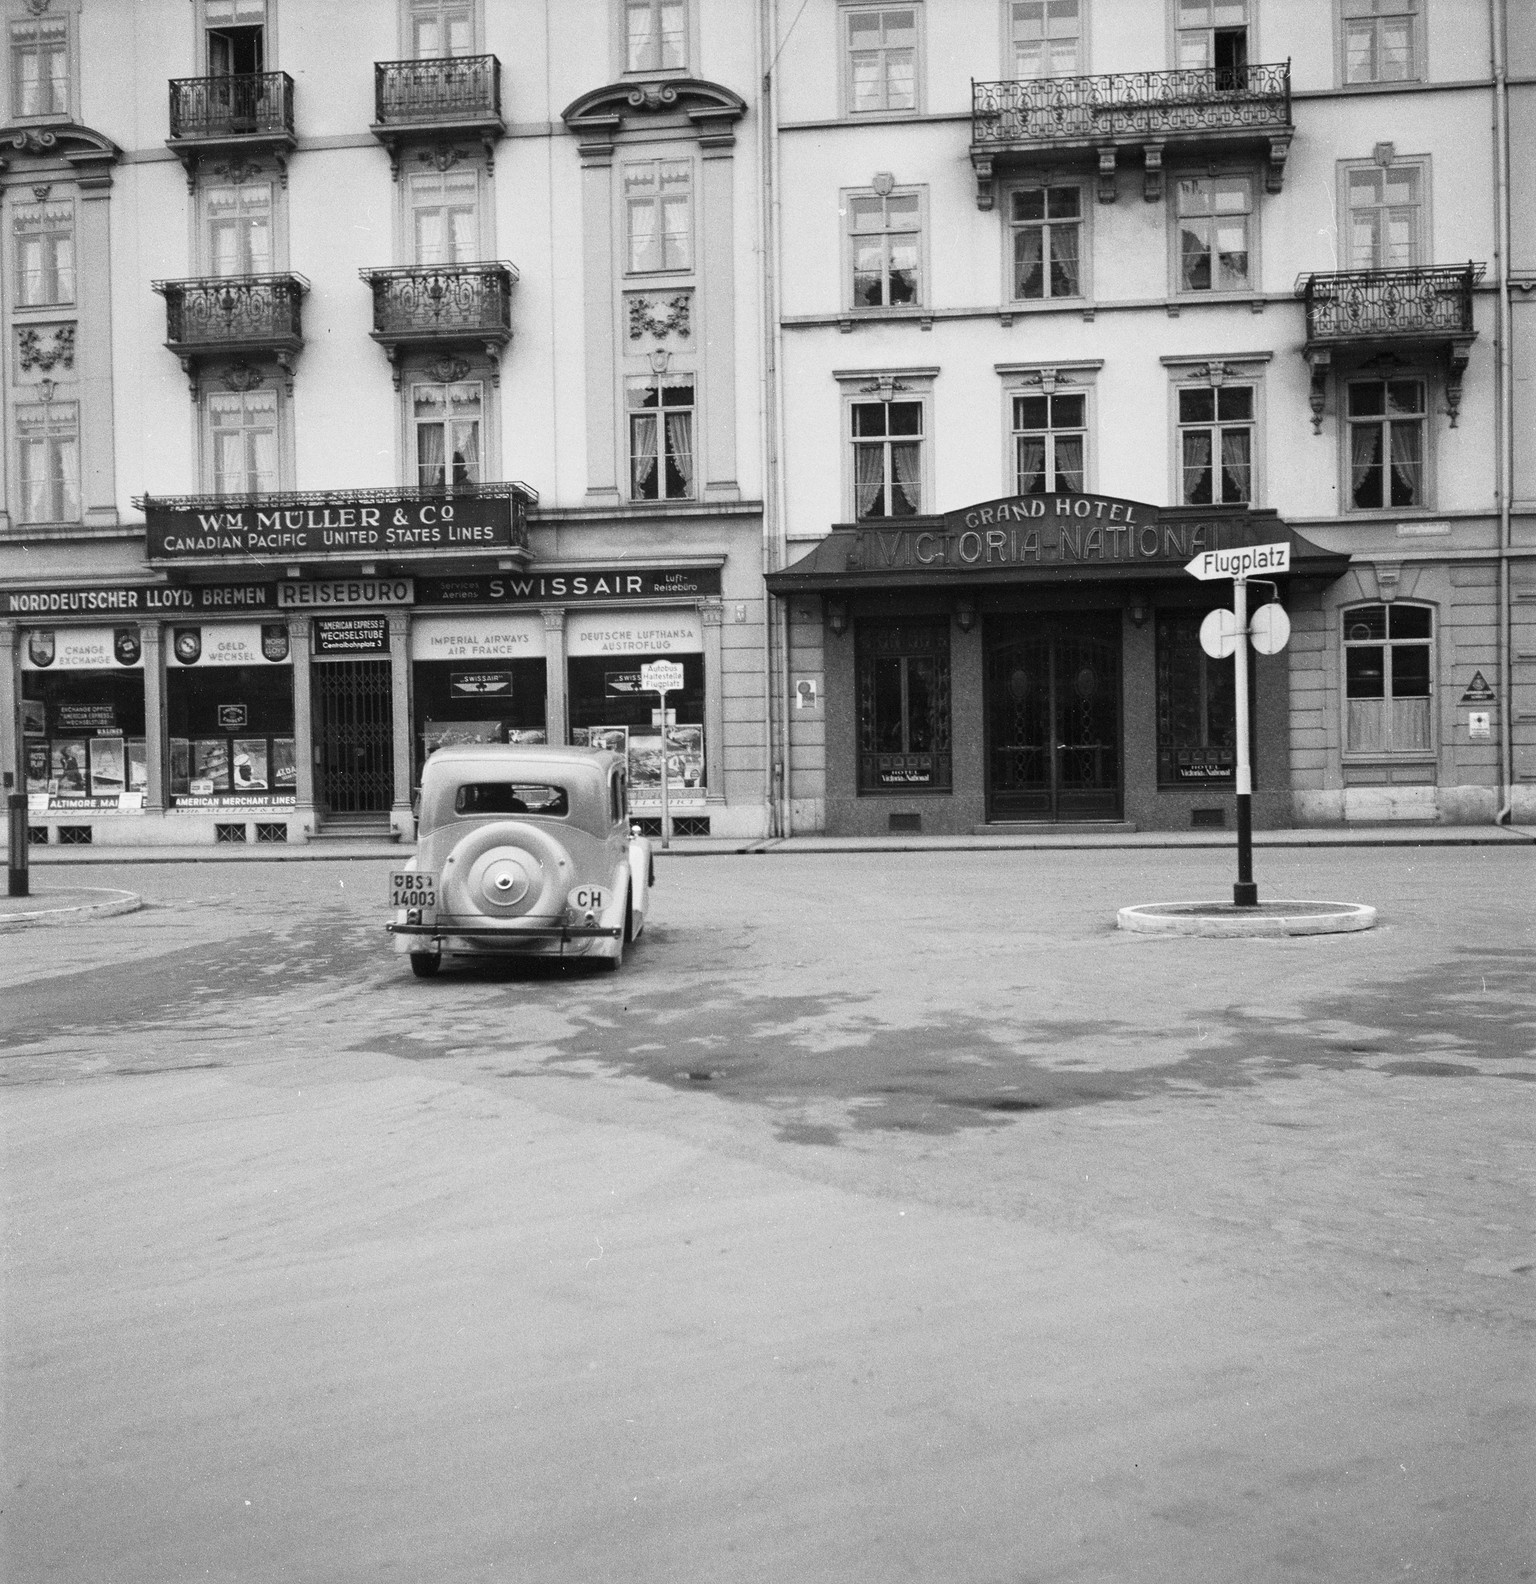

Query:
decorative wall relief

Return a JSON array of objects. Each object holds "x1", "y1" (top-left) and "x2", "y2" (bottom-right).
[
  {"x1": 17, "y1": 323, "x2": 74, "y2": 376},
  {"x1": 627, "y1": 292, "x2": 691, "y2": 342}
]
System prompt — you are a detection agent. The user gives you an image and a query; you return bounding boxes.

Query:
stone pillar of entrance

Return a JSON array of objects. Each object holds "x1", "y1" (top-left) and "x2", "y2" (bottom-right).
[
  {"x1": 289, "y1": 615, "x2": 316, "y2": 840},
  {"x1": 388, "y1": 612, "x2": 413, "y2": 841},
  {"x1": 140, "y1": 623, "x2": 165, "y2": 814},
  {"x1": 700, "y1": 599, "x2": 726, "y2": 803},
  {"x1": 541, "y1": 607, "x2": 567, "y2": 745},
  {"x1": 0, "y1": 621, "x2": 18, "y2": 794}
]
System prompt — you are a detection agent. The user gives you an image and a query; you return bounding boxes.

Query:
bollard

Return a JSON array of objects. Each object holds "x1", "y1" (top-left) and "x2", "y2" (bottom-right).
[{"x1": 8, "y1": 791, "x2": 29, "y2": 898}]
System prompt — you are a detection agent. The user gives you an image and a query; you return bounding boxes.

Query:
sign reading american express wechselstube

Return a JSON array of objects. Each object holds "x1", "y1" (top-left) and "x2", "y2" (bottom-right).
[{"x1": 145, "y1": 495, "x2": 514, "y2": 559}]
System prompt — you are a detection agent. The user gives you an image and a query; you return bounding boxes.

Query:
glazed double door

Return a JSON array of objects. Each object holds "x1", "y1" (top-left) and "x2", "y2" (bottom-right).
[{"x1": 985, "y1": 616, "x2": 1122, "y2": 821}]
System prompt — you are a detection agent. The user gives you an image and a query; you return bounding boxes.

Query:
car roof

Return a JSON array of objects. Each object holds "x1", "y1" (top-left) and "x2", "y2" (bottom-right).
[{"x1": 423, "y1": 743, "x2": 622, "y2": 780}]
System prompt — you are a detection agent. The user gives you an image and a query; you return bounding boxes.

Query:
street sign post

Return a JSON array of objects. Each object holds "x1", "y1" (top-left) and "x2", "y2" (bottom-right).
[
  {"x1": 639, "y1": 660, "x2": 685, "y2": 848},
  {"x1": 1186, "y1": 544, "x2": 1293, "y2": 907}
]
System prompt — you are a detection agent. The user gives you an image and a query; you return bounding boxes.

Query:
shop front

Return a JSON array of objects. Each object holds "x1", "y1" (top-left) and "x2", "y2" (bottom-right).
[{"x1": 768, "y1": 492, "x2": 1349, "y2": 837}]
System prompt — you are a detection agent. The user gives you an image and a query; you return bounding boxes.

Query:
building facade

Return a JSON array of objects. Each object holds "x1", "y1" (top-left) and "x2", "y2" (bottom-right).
[
  {"x1": 0, "y1": 0, "x2": 772, "y2": 847},
  {"x1": 0, "y1": 1, "x2": 1532, "y2": 849},
  {"x1": 763, "y1": 0, "x2": 1536, "y2": 835}
]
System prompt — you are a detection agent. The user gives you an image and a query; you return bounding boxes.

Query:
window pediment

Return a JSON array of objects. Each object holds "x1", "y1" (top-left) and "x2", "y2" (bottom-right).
[{"x1": 560, "y1": 77, "x2": 745, "y2": 153}]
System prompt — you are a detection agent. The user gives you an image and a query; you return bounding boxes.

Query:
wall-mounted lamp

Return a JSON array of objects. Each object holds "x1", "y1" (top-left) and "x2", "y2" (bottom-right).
[
  {"x1": 954, "y1": 595, "x2": 977, "y2": 632},
  {"x1": 826, "y1": 597, "x2": 848, "y2": 636},
  {"x1": 1129, "y1": 597, "x2": 1150, "y2": 629}
]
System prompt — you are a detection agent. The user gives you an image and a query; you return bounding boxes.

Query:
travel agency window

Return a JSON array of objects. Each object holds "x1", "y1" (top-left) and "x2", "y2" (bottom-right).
[
  {"x1": 856, "y1": 621, "x2": 952, "y2": 794},
  {"x1": 166, "y1": 622, "x2": 296, "y2": 807},
  {"x1": 1174, "y1": 0, "x2": 1249, "y2": 88},
  {"x1": 410, "y1": 613, "x2": 547, "y2": 779},
  {"x1": 1174, "y1": 174, "x2": 1255, "y2": 297},
  {"x1": 1343, "y1": 602, "x2": 1434, "y2": 756},
  {"x1": 1155, "y1": 607, "x2": 1243, "y2": 786},
  {"x1": 1168, "y1": 358, "x2": 1265, "y2": 507},
  {"x1": 565, "y1": 610, "x2": 706, "y2": 809},
  {"x1": 21, "y1": 626, "x2": 146, "y2": 810},
  {"x1": 1010, "y1": 0, "x2": 1082, "y2": 78},
  {"x1": 847, "y1": 180, "x2": 922, "y2": 309},
  {"x1": 1340, "y1": 0, "x2": 1420, "y2": 85},
  {"x1": 1009, "y1": 183, "x2": 1084, "y2": 303},
  {"x1": 843, "y1": 4, "x2": 920, "y2": 115},
  {"x1": 1346, "y1": 377, "x2": 1427, "y2": 511}
]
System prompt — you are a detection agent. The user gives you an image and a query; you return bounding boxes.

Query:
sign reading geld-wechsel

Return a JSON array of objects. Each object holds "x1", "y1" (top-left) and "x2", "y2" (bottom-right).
[{"x1": 146, "y1": 496, "x2": 514, "y2": 558}]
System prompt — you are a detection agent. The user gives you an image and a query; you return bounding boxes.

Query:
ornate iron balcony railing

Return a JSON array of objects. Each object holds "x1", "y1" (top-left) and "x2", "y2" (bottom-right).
[
  {"x1": 972, "y1": 61, "x2": 1291, "y2": 146},
  {"x1": 374, "y1": 54, "x2": 501, "y2": 125},
  {"x1": 360, "y1": 263, "x2": 517, "y2": 340},
  {"x1": 1298, "y1": 263, "x2": 1483, "y2": 343},
  {"x1": 168, "y1": 71, "x2": 295, "y2": 141},
  {"x1": 153, "y1": 273, "x2": 308, "y2": 350}
]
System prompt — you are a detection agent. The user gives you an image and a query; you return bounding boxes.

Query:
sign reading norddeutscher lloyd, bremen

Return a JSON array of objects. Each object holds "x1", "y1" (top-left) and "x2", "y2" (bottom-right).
[
  {"x1": 145, "y1": 495, "x2": 514, "y2": 560},
  {"x1": 2, "y1": 582, "x2": 276, "y2": 616}
]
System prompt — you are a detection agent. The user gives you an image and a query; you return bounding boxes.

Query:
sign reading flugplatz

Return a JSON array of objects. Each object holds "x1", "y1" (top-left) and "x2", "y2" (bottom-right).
[{"x1": 1184, "y1": 543, "x2": 1291, "y2": 581}]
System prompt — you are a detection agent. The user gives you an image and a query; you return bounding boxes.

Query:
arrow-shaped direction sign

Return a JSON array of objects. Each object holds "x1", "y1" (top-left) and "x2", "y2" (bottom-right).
[{"x1": 1184, "y1": 542, "x2": 1291, "y2": 581}]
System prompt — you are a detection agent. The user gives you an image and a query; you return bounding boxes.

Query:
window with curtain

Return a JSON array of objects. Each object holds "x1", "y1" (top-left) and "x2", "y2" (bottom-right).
[
  {"x1": 207, "y1": 388, "x2": 278, "y2": 497},
  {"x1": 857, "y1": 622, "x2": 952, "y2": 792},
  {"x1": 851, "y1": 400, "x2": 922, "y2": 518},
  {"x1": 625, "y1": 160, "x2": 692, "y2": 274},
  {"x1": 628, "y1": 374, "x2": 695, "y2": 500},
  {"x1": 10, "y1": 16, "x2": 67, "y2": 118},
  {"x1": 13, "y1": 201, "x2": 74, "y2": 306},
  {"x1": 1344, "y1": 603, "x2": 1433, "y2": 753},
  {"x1": 1156, "y1": 610, "x2": 1241, "y2": 784},
  {"x1": 1347, "y1": 379, "x2": 1424, "y2": 509},
  {"x1": 411, "y1": 0, "x2": 474, "y2": 56},
  {"x1": 1341, "y1": 0, "x2": 1418, "y2": 83},
  {"x1": 410, "y1": 168, "x2": 479, "y2": 265},
  {"x1": 1013, "y1": 391, "x2": 1085, "y2": 494},
  {"x1": 1176, "y1": 0, "x2": 1248, "y2": 86},
  {"x1": 626, "y1": 0, "x2": 686, "y2": 71},
  {"x1": 1177, "y1": 176, "x2": 1251, "y2": 293},
  {"x1": 205, "y1": 181, "x2": 273, "y2": 276},
  {"x1": 15, "y1": 399, "x2": 79, "y2": 522},
  {"x1": 850, "y1": 190, "x2": 920, "y2": 307},
  {"x1": 1011, "y1": 0, "x2": 1079, "y2": 77},
  {"x1": 1010, "y1": 185, "x2": 1081, "y2": 300},
  {"x1": 414, "y1": 381, "x2": 481, "y2": 489},
  {"x1": 1178, "y1": 385, "x2": 1253, "y2": 505},
  {"x1": 1345, "y1": 164, "x2": 1422, "y2": 270},
  {"x1": 845, "y1": 6, "x2": 918, "y2": 113}
]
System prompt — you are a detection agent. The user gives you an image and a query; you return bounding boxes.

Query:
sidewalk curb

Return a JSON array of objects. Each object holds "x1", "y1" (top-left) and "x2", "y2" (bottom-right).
[{"x1": 0, "y1": 887, "x2": 143, "y2": 928}]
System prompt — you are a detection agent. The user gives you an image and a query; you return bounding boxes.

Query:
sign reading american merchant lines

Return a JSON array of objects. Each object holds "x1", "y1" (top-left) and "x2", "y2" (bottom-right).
[
  {"x1": 145, "y1": 494, "x2": 515, "y2": 560},
  {"x1": 847, "y1": 493, "x2": 1248, "y2": 574}
]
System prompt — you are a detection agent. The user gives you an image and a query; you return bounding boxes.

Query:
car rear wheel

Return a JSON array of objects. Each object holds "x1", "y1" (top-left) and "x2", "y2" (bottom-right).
[{"x1": 410, "y1": 951, "x2": 442, "y2": 979}]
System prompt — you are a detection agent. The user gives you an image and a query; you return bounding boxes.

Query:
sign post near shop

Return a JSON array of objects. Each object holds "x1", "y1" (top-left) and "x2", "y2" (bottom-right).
[
  {"x1": 1186, "y1": 543, "x2": 1292, "y2": 907},
  {"x1": 7, "y1": 784, "x2": 28, "y2": 897},
  {"x1": 639, "y1": 660, "x2": 685, "y2": 849}
]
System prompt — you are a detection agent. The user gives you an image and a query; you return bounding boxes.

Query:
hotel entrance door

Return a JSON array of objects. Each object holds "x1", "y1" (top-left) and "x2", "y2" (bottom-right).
[{"x1": 985, "y1": 615, "x2": 1122, "y2": 821}]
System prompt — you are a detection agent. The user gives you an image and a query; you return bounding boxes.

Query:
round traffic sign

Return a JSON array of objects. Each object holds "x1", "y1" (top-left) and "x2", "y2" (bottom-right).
[
  {"x1": 1249, "y1": 602, "x2": 1292, "y2": 655},
  {"x1": 1199, "y1": 608, "x2": 1239, "y2": 659}
]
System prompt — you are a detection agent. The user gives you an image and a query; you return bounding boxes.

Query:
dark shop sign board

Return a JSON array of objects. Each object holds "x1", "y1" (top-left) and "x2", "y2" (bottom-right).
[
  {"x1": 314, "y1": 615, "x2": 391, "y2": 654},
  {"x1": 146, "y1": 496, "x2": 515, "y2": 559},
  {"x1": 3, "y1": 582, "x2": 277, "y2": 616},
  {"x1": 417, "y1": 567, "x2": 722, "y2": 605}
]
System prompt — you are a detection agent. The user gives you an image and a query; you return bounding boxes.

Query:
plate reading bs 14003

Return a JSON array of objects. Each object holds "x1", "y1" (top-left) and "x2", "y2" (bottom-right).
[{"x1": 389, "y1": 871, "x2": 436, "y2": 909}]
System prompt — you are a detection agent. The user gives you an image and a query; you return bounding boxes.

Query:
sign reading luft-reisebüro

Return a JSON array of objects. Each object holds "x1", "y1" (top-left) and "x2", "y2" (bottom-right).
[{"x1": 145, "y1": 495, "x2": 515, "y2": 560}]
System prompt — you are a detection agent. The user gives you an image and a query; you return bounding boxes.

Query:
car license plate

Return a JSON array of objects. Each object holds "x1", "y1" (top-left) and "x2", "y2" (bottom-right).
[{"x1": 390, "y1": 871, "x2": 437, "y2": 910}]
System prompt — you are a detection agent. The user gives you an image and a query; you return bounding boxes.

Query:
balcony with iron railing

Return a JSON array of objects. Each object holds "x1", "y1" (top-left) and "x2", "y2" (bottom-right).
[
  {"x1": 969, "y1": 61, "x2": 1292, "y2": 207},
  {"x1": 153, "y1": 273, "x2": 308, "y2": 390},
  {"x1": 371, "y1": 55, "x2": 505, "y2": 176},
  {"x1": 1296, "y1": 262, "x2": 1484, "y2": 430},
  {"x1": 359, "y1": 262, "x2": 517, "y2": 381},
  {"x1": 166, "y1": 71, "x2": 296, "y2": 179}
]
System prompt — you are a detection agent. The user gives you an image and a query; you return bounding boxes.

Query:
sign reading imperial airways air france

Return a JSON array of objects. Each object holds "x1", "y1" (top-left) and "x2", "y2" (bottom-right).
[{"x1": 145, "y1": 494, "x2": 515, "y2": 560}]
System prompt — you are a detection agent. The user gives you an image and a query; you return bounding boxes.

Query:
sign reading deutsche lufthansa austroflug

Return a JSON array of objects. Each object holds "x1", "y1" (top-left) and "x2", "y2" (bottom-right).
[
  {"x1": 145, "y1": 495, "x2": 515, "y2": 560},
  {"x1": 848, "y1": 493, "x2": 1256, "y2": 574}
]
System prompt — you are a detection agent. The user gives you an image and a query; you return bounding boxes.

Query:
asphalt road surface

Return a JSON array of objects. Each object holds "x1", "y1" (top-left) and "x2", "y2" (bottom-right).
[{"x1": 3, "y1": 845, "x2": 1532, "y2": 1583}]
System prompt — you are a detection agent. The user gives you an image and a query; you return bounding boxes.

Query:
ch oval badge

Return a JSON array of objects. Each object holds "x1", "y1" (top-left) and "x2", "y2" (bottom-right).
[{"x1": 261, "y1": 624, "x2": 290, "y2": 662}]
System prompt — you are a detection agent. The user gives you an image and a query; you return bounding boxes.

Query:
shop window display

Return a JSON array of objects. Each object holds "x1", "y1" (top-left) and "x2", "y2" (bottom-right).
[
  {"x1": 21, "y1": 627, "x2": 147, "y2": 809},
  {"x1": 166, "y1": 653, "x2": 295, "y2": 805},
  {"x1": 1155, "y1": 610, "x2": 1245, "y2": 785},
  {"x1": 566, "y1": 652, "x2": 705, "y2": 805},
  {"x1": 412, "y1": 656, "x2": 547, "y2": 780},
  {"x1": 856, "y1": 621, "x2": 952, "y2": 792}
]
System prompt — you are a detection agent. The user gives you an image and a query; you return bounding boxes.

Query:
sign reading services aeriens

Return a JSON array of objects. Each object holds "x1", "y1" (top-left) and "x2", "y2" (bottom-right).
[
  {"x1": 146, "y1": 495, "x2": 515, "y2": 560},
  {"x1": 848, "y1": 493, "x2": 1259, "y2": 574}
]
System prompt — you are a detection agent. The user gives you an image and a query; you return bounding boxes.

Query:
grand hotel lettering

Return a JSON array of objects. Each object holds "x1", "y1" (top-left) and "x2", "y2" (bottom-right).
[{"x1": 847, "y1": 494, "x2": 1229, "y2": 573}]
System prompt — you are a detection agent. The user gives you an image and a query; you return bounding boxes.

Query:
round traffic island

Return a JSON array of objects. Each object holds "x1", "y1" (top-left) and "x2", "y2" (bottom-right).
[{"x1": 1117, "y1": 900, "x2": 1377, "y2": 938}]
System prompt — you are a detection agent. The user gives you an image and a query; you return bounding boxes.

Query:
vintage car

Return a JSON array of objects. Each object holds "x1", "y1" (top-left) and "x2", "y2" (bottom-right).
[{"x1": 386, "y1": 743, "x2": 653, "y2": 977}]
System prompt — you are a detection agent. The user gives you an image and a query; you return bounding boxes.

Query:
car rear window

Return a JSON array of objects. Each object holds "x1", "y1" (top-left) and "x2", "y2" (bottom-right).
[{"x1": 454, "y1": 783, "x2": 569, "y2": 817}]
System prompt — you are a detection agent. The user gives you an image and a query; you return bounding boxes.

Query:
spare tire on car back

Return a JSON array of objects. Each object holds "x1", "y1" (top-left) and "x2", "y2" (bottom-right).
[{"x1": 441, "y1": 820, "x2": 575, "y2": 923}]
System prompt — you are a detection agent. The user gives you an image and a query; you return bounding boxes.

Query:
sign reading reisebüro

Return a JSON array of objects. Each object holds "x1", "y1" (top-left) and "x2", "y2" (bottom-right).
[{"x1": 145, "y1": 494, "x2": 515, "y2": 560}]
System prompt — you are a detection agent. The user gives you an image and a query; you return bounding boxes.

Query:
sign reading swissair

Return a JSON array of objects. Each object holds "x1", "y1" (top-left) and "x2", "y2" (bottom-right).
[{"x1": 1185, "y1": 543, "x2": 1291, "y2": 581}]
